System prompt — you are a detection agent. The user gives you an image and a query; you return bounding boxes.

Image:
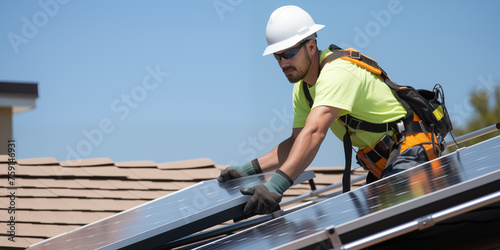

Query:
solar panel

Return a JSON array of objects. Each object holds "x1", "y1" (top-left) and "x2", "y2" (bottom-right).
[
  {"x1": 28, "y1": 170, "x2": 315, "y2": 250},
  {"x1": 196, "y1": 135, "x2": 500, "y2": 249}
]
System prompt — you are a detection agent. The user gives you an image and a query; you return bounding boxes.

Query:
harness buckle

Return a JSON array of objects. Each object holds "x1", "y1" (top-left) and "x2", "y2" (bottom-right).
[
  {"x1": 396, "y1": 120, "x2": 405, "y2": 133},
  {"x1": 396, "y1": 120, "x2": 406, "y2": 144},
  {"x1": 378, "y1": 134, "x2": 395, "y2": 151},
  {"x1": 347, "y1": 116, "x2": 363, "y2": 130},
  {"x1": 348, "y1": 51, "x2": 361, "y2": 59}
]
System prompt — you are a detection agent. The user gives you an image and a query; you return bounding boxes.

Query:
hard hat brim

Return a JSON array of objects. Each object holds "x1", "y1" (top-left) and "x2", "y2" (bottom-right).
[{"x1": 262, "y1": 24, "x2": 324, "y2": 56}]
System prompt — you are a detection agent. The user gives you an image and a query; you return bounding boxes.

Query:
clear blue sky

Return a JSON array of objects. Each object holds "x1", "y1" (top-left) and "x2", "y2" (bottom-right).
[{"x1": 1, "y1": 0, "x2": 499, "y2": 167}]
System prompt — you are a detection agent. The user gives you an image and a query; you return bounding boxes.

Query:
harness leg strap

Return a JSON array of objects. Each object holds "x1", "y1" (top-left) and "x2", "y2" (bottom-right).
[{"x1": 342, "y1": 126, "x2": 352, "y2": 192}]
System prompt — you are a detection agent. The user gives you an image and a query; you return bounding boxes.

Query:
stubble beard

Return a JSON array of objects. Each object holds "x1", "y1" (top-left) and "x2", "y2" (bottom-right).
[{"x1": 283, "y1": 54, "x2": 311, "y2": 83}]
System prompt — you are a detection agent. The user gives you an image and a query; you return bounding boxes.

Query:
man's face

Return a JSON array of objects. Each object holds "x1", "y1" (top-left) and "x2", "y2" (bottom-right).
[{"x1": 274, "y1": 41, "x2": 312, "y2": 83}]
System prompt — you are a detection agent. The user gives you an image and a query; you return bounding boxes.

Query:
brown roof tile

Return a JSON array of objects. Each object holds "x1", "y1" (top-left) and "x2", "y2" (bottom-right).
[
  {"x1": 50, "y1": 188, "x2": 102, "y2": 199},
  {"x1": 22, "y1": 224, "x2": 78, "y2": 238},
  {"x1": 80, "y1": 166, "x2": 130, "y2": 178},
  {"x1": 128, "y1": 190, "x2": 168, "y2": 200},
  {"x1": 172, "y1": 181, "x2": 198, "y2": 189},
  {"x1": 138, "y1": 180, "x2": 180, "y2": 190},
  {"x1": 21, "y1": 165, "x2": 92, "y2": 178},
  {"x1": 60, "y1": 198, "x2": 100, "y2": 211},
  {"x1": 93, "y1": 199, "x2": 144, "y2": 211},
  {"x1": 107, "y1": 180, "x2": 149, "y2": 190},
  {"x1": 18, "y1": 210, "x2": 52, "y2": 224},
  {"x1": 27, "y1": 238, "x2": 45, "y2": 246},
  {"x1": 16, "y1": 223, "x2": 45, "y2": 237},
  {"x1": 94, "y1": 211, "x2": 118, "y2": 220},
  {"x1": 16, "y1": 165, "x2": 48, "y2": 177},
  {"x1": 59, "y1": 157, "x2": 114, "y2": 167},
  {"x1": 93, "y1": 189, "x2": 139, "y2": 199},
  {"x1": 181, "y1": 168, "x2": 220, "y2": 180},
  {"x1": 43, "y1": 165, "x2": 93, "y2": 177},
  {"x1": 127, "y1": 168, "x2": 191, "y2": 180},
  {"x1": 40, "y1": 211, "x2": 100, "y2": 224},
  {"x1": 115, "y1": 160, "x2": 157, "y2": 168},
  {"x1": 74, "y1": 179, "x2": 120, "y2": 190},
  {"x1": 19, "y1": 198, "x2": 72, "y2": 211},
  {"x1": 16, "y1": 157, "x2": 59, "y2": 166},
  {"x1": 15, "y1": 178, "x2": 46, "y2": 188},
  {"x1": 157, "y1": 158, "x2": 215, "y2": 170},
  {"x1": 17, "y1": 188, "x2": 57, "y2": 198},
  {"x1": 0, "y1": 236, "x2": 31, "y2": 249},
  {"x1": 38, "y1": 179, "x2": 84, "y2": 189}
]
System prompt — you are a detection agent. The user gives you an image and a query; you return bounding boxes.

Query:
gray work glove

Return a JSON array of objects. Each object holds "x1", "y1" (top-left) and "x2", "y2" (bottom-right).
[
  {"x1": 240, "y1": 169, "x2": 293, "y2": 215},
  {"x1": 217, "y1": 159, "x2": 262, "y2": 182}
]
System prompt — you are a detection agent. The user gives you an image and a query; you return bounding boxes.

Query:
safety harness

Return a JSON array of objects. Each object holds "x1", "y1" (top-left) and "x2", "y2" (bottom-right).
[{"x1": 303, "y1": 44, "x2": 453, "y2": 192}]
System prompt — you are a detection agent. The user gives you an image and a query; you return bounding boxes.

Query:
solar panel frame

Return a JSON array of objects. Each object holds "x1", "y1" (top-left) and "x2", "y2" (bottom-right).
[{"x1": 195, "y1": 135, "x2": 500, "y2": 249}]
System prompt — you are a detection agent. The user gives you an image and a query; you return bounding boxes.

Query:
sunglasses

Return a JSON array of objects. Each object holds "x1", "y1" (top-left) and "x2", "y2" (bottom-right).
[{"x1": 273, "y1": 40, "x2": 308, "y2": 61}]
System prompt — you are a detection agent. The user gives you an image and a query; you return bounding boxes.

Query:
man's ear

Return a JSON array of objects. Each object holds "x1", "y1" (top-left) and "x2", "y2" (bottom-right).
[{"x1": 306, "y1": 40, "x2": 317, "y2": 56}]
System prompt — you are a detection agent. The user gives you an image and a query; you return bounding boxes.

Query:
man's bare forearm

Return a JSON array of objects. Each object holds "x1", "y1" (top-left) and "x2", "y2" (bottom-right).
[
  {"x1": 257, "y1": 135, "x2": 295, "y2": 172},
  {"x1": 279, "y1": 106, "x2": 340, "y2": 180},
  {"x1": 280, "y1": 127, "x2": 325, "y2": 180}
]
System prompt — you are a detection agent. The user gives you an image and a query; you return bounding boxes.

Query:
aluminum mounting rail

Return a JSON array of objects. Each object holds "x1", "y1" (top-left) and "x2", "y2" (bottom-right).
[{"x1": 446, "y1": 122, "x2": 499, "y2": 149}]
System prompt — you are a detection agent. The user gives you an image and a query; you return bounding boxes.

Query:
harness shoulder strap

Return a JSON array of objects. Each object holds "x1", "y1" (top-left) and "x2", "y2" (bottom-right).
[
  {"x1": 321, "y1": 45, "x2": 382, "y2": 75},
  {"x1": 302, "y1": 81, "x2": 314, "y2": 108}
]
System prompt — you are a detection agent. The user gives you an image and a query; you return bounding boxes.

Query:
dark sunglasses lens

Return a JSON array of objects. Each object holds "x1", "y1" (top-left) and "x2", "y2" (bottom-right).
[
  {"x1": 282, "y1": 47, "x2": 300, "y2": 59},
  {"x1": 274, "y1": 41, "x2": 306, "y2": 60}
]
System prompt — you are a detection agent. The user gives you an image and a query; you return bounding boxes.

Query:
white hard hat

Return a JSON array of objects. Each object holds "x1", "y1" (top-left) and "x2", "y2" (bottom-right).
[{"x1": 263, "y1": 5, "x2": 325, "y2": 56}]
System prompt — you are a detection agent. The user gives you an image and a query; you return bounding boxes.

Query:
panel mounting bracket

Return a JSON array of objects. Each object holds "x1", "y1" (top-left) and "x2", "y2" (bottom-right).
[{"x1": 325, "y1": 225, "x2": 342, "y2": 248}]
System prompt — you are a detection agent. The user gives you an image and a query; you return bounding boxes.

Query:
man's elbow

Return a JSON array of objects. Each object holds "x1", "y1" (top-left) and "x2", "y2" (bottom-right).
[{"x1": 303, "y1": 126, "x2": 328, "y2": 141}]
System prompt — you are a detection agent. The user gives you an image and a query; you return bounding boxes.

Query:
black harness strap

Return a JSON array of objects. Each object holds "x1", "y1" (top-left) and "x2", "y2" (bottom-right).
[
  {"x1": 342, "y1": 126, "x2": 352, "y2": 192},
  {"x1": 302, "y1": 81, "x2": 314, "y2": 108},
  {"x1": 339, "y1": 114, "x2": 399, "y2": 133}
]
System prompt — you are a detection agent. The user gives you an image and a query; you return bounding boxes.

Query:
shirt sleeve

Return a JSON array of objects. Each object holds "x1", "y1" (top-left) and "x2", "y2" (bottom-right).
[{"x1": 312, "y1": 64, "x2": 363, "y2": 115}]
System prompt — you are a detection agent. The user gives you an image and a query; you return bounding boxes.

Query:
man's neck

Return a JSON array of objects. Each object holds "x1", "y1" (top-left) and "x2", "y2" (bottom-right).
[{"x1": 303, "y1": 50, "x2": 320, "y2": 87}]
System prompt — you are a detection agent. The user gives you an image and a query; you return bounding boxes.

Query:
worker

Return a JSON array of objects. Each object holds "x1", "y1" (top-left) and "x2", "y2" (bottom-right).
[{"x1": 218, "y1": 5, "x2": 441, "y2": 215}]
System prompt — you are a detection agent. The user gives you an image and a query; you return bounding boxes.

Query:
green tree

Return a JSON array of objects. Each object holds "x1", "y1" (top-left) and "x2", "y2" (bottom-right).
[{"x1": 448, "y1": 84, "x2": 500, "y2": 151}]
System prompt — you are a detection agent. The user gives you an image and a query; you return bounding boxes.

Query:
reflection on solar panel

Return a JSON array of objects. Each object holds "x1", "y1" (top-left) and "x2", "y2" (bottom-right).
[
  {"x1": 196, "y1": 136, "x2": 500, "y2": 249},
  {"x1": 28, "y1": 171, "x2": 315, "y2": 250}
]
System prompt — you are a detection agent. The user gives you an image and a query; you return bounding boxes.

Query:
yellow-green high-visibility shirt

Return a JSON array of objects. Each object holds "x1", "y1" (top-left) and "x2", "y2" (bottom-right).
[{"x1": 292, "y1": 50, "x2": 407, "y2": 149}]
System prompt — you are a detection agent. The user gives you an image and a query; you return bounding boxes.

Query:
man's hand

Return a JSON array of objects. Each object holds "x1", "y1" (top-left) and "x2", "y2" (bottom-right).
[
  {"x1": 240, "y1": 169, "x2": 293, "y2": 215},
  {"x1": 240, "y1": 184, "x2": 282, "y2": 214},
  {"x1": 217, "y1": 159, "x2": 262, "y2": 182}
]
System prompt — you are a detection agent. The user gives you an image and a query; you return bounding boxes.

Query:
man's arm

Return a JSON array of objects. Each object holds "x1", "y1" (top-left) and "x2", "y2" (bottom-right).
[
  {"x1": 220, "y1": 105, "x2": 339, "y2": 183},
  {"x1": 218, "y1": 128, "x2": 302, "y2": 182},
  {"x1": 280, "y1": 105, "x2": 340, "y2": 180},
  {"x1": 257, "y1": 127, "x2": 302, "y2": 173},
  {"x1": 240, "y1": 105, "x2": 340, "y2": 215}
]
